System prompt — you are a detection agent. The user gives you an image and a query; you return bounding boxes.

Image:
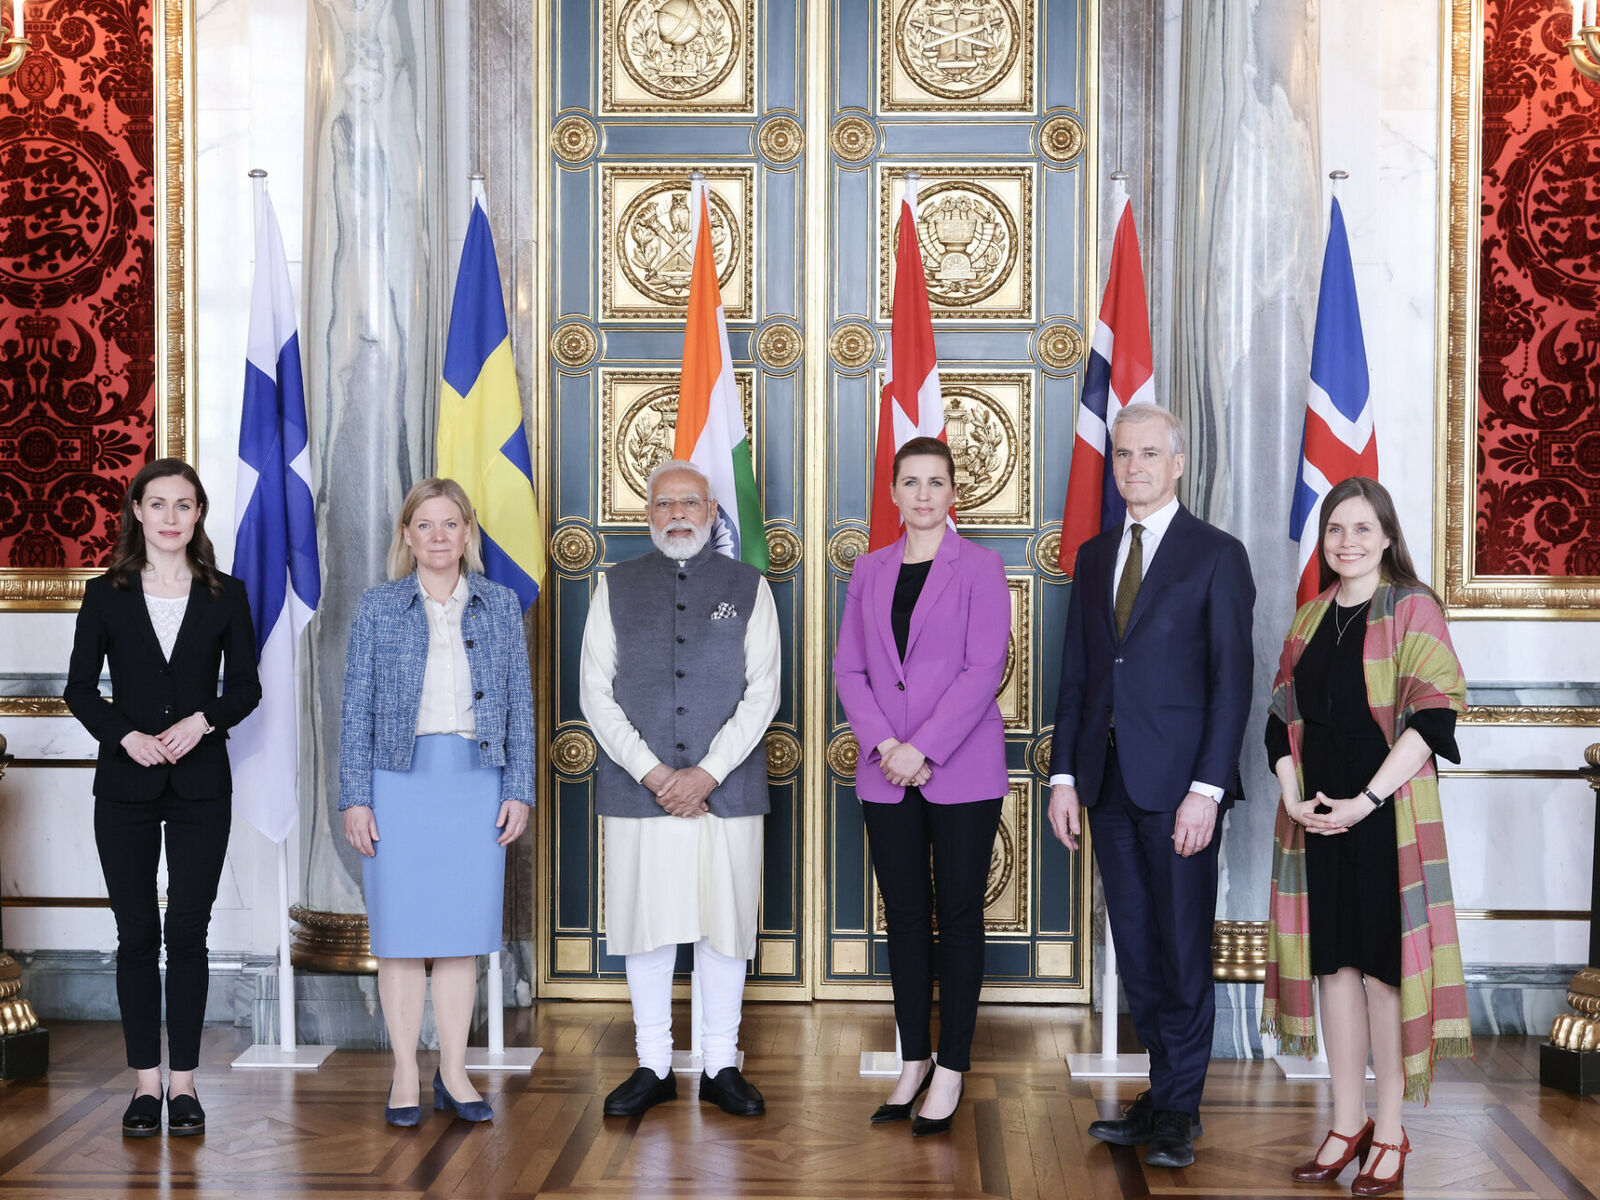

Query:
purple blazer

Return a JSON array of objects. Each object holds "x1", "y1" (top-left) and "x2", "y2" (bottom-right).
[{"x1": 832, "y1": 530, "x2": 1011, "y2": 804}]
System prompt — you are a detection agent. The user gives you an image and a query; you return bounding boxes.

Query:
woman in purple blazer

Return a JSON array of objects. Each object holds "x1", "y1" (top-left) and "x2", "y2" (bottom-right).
[{"x1": 833, "y1": 436, "x2": 1011, "y2": 1137}]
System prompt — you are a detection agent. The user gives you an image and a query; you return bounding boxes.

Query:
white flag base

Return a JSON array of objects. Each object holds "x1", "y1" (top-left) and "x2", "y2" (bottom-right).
[
  {"x1": 464, "y1": 1047, "x2": 542, "y2": 1072},
  {"x1": 232, "y1": 1043, "x2": 335, "y2": 1070},
  {"x1": 670, "y1": 969, "x2": 743, "y2": 1074},
  {"x1": 1066, "y1": 1052, "x2": 1152, "y2": 1078},
  {"x1": 860, "y1": 1026, "x2": 905, "y2": 1077}
]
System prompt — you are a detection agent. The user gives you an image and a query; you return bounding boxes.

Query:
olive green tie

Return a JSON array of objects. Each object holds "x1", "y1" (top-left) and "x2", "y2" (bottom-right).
[{"x1": 1115, "y1": 524, "x2": 1144, "y2": 638}]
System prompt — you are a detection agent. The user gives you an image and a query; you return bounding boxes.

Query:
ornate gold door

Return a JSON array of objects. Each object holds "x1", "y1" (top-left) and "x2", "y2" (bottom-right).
[{"x1": 536, "y1": 0, "x2": 1095, "y2": 1001}]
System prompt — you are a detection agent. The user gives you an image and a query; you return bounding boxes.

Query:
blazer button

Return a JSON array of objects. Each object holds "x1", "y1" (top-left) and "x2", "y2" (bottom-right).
[
  {"x1": 676, "y1": 743, "x2": 686, "y2": 751},
  {"x1": 464, "y1": 639, "x2": 475, "y2": 648},
  {"x1": 676, "y1": 603, "x2": 686, "y2": 611},
  {"x1": 895, "y1": 681, "x2": 905, "y2": 691},
  {"x1": 675, "y1": 669, "x2": 685, "y2": 678},
  {"x1": 474, "y1": 691, "x2": 484, "y2": 700},
  {"x1": 676, "y1": 635, "x2": 686, "y2": 644},
  {"x1": 480, "y1": 740, "x2": 489, "y2": 750},
  {"x1": 1115, "y1": 657, "x2": 1124, "y2": 665},
  {"x1": 678, "y1": 572, "x2": 687, "y2": 580},
  {"x1": 676, "y1": 706, "x2": 686, "y2": 714}
]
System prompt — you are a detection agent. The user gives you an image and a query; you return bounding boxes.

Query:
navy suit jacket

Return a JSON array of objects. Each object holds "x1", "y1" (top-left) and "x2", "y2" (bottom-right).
[{"x1": 1048, "y1": 504, "x2": 1255, "y2": 812}]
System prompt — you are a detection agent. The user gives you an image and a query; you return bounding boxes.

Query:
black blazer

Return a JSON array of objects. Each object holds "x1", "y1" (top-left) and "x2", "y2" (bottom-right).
[
  {"x1": 1049, "y1": 504, "x2": 1255, "y2": 813},
  {"x1": 65, "y1": 572, "x2": 262, "y2": 801}
]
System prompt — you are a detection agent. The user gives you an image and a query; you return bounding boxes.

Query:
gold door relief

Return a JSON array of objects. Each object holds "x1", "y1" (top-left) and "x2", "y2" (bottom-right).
[{"x1": 537, "y1": 0, "x2": 1097, "y2": 1001}]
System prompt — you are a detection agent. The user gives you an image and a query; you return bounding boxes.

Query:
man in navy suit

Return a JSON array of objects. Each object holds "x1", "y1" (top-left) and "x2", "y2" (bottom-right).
[{"x1": 1047, "y1": 403, "x2": 1255, "y2": 1169}]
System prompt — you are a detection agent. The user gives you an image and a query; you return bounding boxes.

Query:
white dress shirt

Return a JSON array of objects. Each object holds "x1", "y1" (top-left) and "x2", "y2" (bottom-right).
[
  {"x1": 415, "y1": 574, "x2": 476, "y2": 738},
  {"x1": 580, "y1": 569, "x2": 781, "y2": 785},
  {"x1": 1051, "y1": 495, "x2": 1224, "y2": 803}
]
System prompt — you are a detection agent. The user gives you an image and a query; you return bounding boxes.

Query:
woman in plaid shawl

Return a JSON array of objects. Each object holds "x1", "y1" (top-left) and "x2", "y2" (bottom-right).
[{"x1": 1261, "y1": 478, "x2": 1469, "y2": 1198}]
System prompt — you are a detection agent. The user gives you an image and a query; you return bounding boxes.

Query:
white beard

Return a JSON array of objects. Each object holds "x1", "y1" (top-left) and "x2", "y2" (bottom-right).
[{"x1": 651, "y1": 521, "x2": 711, "y2": 560}]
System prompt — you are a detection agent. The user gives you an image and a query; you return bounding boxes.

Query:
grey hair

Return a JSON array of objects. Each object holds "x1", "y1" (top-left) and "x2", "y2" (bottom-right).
[
  {"x1": 1111, "y1": 402, "x2": 1188, "y2": 457},
  {"x1": 647, "y1": 458, "x2": 715, "y2": 501}
]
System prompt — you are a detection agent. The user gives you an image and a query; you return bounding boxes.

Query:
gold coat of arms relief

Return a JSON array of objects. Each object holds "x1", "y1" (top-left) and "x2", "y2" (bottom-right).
[
  {"x1": 603, "y1": 0, "x2": 755, "y2": 112},
  {"x1": 602, "y1": 166, "x2": 754, "y2": 320},
  {"x1": 882, "y1": 0, "x2": 1034, "y2": 111}
]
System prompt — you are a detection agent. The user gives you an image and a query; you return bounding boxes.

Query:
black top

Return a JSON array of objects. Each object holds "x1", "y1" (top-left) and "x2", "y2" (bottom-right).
[
  {"x1": 1265, "y1": 602, "x2": 1459, "y2": 776},
  {"x1": 892, "y1": 559, "x2": 933, "y2": 661},
  {"x1": 64, "y1": 573, "x2": 262, "y2": 801}
]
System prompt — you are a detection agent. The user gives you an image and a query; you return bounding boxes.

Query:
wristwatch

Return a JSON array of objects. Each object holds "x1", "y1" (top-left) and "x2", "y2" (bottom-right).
[{"x1": 1361, "y1": 786, "x2": 1385, "y2": 809}]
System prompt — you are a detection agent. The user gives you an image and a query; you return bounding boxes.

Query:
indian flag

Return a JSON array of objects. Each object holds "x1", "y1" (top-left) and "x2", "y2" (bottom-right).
[{"x1": 673, "y1": 173, "x2": 767, "y2": 570}]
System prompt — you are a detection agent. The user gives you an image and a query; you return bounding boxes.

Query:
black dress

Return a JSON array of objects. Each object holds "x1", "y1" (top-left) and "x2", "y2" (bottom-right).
[{"x1": 1265, "y1": 602, "x2": 1458, "y2": 987}]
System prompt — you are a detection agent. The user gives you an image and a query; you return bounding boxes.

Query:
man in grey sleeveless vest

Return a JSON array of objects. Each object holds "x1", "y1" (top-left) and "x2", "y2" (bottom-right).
[{"x1": 580, "y1": 461, "x2": 780, "y2": 1119}]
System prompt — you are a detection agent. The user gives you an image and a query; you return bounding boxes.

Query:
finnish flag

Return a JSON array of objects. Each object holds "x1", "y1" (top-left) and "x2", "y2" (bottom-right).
[{"x1": 231, "y1": 179, "x2": 320, "y2": 844}]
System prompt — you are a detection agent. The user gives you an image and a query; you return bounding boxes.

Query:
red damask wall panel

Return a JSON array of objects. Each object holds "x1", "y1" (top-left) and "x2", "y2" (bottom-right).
[
  {"x1": 1478, "y1": 0, "x2": 1600, "y2": 577},
  {"x1": 0, "y1": 0, "x2": 155, "y2": 571}
]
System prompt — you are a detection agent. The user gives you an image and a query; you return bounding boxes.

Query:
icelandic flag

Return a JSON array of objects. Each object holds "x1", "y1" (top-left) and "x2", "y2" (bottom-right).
[
  {"x1": 867, "y1": 174, "x2": 945, "y2": 552},
  {"x1": 673, "y1": 175, "x2": 766, "y2": 569},
  {"x1": 1057, "y1": 192, "x2": 1153, "y2": 577},
  {"x1": 438, "y1": 181, "x2": 546, "y2": 608},
  {"x1": 231, "y1": 180, "x2": 320, "y2": 844},
  {"x1": 1290, "y1": 197, "x2": 1377, "y2": 605}
]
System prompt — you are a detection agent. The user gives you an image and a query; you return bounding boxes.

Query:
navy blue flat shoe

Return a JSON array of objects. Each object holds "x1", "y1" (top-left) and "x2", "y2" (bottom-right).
[{"x1": 432, "y1": 1069, "x2": 493, "y2": 1122}]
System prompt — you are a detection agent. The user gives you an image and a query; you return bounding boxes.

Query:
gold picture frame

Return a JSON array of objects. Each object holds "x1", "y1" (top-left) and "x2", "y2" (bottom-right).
[
  {"x1": 1435, "y1": 0, "x2": 1600, "y2": 617},
  {"x1": 0, "y1": 0, "x2": 194, "y2": 612}
]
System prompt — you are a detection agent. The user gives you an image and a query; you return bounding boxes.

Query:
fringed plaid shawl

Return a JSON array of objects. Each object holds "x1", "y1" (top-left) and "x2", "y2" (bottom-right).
[{"x1": 1261, "y1": 580, "x2": 1471, "y2": 1103}]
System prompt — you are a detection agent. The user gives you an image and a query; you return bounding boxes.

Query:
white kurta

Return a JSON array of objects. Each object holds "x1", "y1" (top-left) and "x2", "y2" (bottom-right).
[{"x1": 579, "y1": 563, "x2": 781, "y2": 959}]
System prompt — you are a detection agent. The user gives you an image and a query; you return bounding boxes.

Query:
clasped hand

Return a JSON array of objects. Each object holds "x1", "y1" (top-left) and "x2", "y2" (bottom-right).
[
  {"x1": 121, "y1": 713, "x2": 209, "y2": 767},
  {"x1": 643, "y1": 763, "x2": 715, "y2": 817},
  {"x1": 876, "y1": 738, "x2": 931, "y2": 788},
  {"x1": 1283, "y1": 790, "x2": 1376, "y2": 835}
]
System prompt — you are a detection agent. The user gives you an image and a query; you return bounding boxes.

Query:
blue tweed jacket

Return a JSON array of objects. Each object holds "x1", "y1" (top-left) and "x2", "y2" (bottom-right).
[{"x1": 338, "y1": 571, "x2": 535, "y2": 809}]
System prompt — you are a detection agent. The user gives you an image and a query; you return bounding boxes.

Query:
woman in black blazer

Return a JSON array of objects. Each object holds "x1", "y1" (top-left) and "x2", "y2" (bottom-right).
[{"x1": 64, "y1": 459, "x2": 260, "y2": 1138}]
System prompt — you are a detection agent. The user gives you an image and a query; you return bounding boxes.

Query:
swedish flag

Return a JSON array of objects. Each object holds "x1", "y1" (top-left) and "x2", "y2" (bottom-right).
[{"x1": 438, "y1": 184, "x2": 545, "y2": 609}]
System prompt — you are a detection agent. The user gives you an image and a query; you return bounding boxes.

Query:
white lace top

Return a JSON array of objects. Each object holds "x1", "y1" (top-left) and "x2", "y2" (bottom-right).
[{"x1": 144, "y1": 592, "x2": 189, "y2": 660}]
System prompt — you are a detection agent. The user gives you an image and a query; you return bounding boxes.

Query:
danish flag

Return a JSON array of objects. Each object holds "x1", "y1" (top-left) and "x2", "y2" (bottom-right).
[
  {"x1": 1057, "y1": 192, "x2": 1153, "y2": 576},
  {"x1": 1290, "y1": 196, "x2": 1377, "y2": 605},
  {"x1": 867, "y1": 175, "x2": 945, "y2": 551}
]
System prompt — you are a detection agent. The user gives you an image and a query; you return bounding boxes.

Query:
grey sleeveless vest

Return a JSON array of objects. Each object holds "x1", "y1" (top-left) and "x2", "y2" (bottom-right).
[{"x1": 595, "y1": 543, "x2": 770, "y2": 819}]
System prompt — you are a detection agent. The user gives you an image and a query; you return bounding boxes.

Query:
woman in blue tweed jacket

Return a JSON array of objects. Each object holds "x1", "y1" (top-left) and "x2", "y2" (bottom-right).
[{"x1": 339, "y1": 477, "x2": 534, "y2": 1126}]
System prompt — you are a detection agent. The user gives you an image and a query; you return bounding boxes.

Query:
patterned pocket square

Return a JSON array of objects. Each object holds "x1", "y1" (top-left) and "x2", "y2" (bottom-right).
[{"x1": 711, "y1": 602, "x2": 738, "y2": 620}]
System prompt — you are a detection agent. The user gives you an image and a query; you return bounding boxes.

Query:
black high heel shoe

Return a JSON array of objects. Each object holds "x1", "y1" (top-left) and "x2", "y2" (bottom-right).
[
  {"x1": 121, "y1": 1092, "x2": 161, "y2": 1138},
  {"x1": 166, "y1": 1089, "x2": 206, "y2": 1137},
  {"x1": 870, "y1": 1063, "x2": 933, "y2": 1123},
  {"x1": 911, "y1": 1079, "x2": 965, "y2": 1137}
]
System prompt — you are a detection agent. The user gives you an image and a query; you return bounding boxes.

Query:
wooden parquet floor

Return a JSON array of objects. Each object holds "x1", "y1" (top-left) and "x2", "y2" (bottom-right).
[{"x1": 0, "y1": 1004, "x2": 1596, "y2": 1199}]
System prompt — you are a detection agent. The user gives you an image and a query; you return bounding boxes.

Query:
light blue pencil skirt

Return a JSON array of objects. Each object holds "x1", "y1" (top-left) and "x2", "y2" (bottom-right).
[{"x1": 363, "y1": 734, "x2": 504, "y2": 959}]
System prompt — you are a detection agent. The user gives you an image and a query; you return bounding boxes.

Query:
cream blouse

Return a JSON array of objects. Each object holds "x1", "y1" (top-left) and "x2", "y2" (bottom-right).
[{"x1": 415, "y1": 574, "x2": 476, "y2": 738}]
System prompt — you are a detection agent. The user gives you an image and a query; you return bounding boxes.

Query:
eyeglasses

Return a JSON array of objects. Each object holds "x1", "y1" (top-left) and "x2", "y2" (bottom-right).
[{"x1": 651, "y1": 496, "x2": 705, "y2": 514}]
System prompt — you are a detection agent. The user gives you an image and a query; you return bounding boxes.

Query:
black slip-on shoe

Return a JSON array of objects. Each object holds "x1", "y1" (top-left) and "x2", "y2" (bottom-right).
[
  {"x1": 603, "y1": 1067, "x2": 677, "y2": 1117},
  {"x1": 698, "y1": 1066, "x2": 765, "y2": 1116},
  {"x1": 122, "y1": 1092, "x2": 161, "y2": 1138},
  {"x1": 166, "y1": 1090, "x2": 206, "y2": 1137}
]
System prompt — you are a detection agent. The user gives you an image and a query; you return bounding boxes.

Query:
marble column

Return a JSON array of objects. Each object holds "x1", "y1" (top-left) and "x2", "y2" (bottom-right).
[
  {"x1": 1170, "y1": 1, "x2": 1322, "y2": 921},
  {"x1": 300, "y1": 0, "x2": 446, "y2": 927}
]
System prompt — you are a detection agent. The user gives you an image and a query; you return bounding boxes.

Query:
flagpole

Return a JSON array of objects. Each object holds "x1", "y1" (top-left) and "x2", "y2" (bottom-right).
[
  {"x1": 232, "y1": 168, "x2": 333, "y2": 1070},
  {"x1": 450, "y1": 169, "x2": 541, "y2": 1075}
]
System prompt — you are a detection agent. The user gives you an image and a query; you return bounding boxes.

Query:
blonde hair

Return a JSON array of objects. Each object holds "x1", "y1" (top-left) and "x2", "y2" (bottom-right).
[{"x1": 386, "y1": 477, "x2": 485, "y2": 579}]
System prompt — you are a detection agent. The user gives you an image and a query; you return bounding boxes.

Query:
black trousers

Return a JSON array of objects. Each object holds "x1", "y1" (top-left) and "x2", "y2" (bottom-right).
[
  {"x1": 861, "y1": 788, "x2": 1002, "y2": 1072},
  {"x1": 1088, "y1": 745, "x2": 1220, "y2": 1115},
  {"x1": 94, "y1": 785, "x2": 232, "y2": 1071}
]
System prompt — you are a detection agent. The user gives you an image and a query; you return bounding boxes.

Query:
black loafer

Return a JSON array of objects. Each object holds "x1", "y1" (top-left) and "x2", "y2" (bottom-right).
[
  {"x1": 1143, "y1": 1109, "x2": 1194, "y2": 1168},
  {"x1": 121, "y1": 1092, "x2": 161, "y2": 1138},
  {"x1": 166, "y1": 1090, "x2": 206, "y2": 1137},
  {"x1": 603, "y1": 1067, "x2": 676, "y2": 1117},
  {"x1": 870, "y1": 1065, "x2": 933, "y2": 1123},
  {"x1": 698, "y1": 1066, "x2": 765, "y2": 1116},
  {"x1": 911, "y1": 1079, "x2": 965, "y2": 1138}
]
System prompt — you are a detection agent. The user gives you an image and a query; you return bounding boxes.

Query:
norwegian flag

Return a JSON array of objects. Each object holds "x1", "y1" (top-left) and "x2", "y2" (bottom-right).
[
  {"x1": 1057, "y1": 192, "x2": 1153, "y2": 576},
  {"x1": 1290, "y1": 196, "x2": 1377, "y2": 605},
  {"x1": 868, "y1": 175, "x2": 945, "y2": 551}
]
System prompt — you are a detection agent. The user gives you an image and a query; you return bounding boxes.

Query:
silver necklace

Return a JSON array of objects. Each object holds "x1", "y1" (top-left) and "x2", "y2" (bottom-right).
[{"x1": 1333, "y1": 597, "x2": 1370, "y2": 644}]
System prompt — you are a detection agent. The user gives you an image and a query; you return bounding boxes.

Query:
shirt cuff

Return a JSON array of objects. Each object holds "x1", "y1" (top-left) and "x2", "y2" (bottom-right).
[
  {"x1": 1049, "y1": 774, "x2": 1075, "y2": 788},
  {"x1": 697, "y1": 753, "x2": 729, "y2": 786},
  {"x1": 622, "y1": 746, "x2": 663, "y2": 785},
  {"x1": 1189, "y1": 780, "x2": 1225, "y2": 803}
]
